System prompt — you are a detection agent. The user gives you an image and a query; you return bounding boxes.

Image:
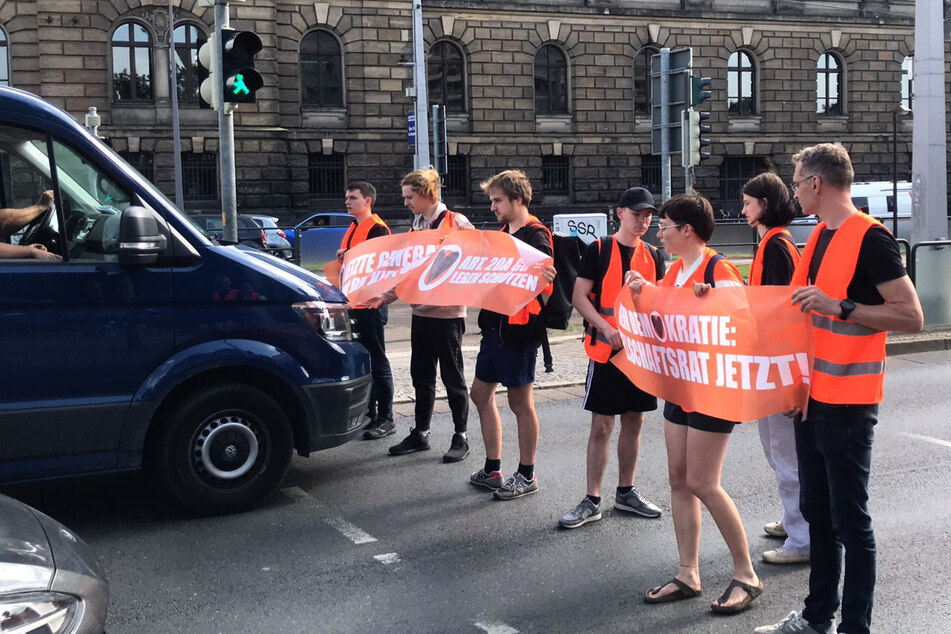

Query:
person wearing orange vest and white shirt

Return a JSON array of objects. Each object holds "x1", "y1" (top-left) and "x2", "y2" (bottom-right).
[
  {"x1": 468, "y1": 170, "x2": 557, "y2": 500},
  {"x1": 335, "y1": 181, "x2": 395, "y2": 441},
  {"x1": 557, "y1": 187, "x2": 665, "y2": 529},
  {"x1": 627, "y1": 193, "x2": 763, "y2": 615},
  {"x1": 756, "y1": 145, "x2": 922, "y2": 634},
  {"x1": 741, "y1": 172, "x2": 811, "y2": 566}
]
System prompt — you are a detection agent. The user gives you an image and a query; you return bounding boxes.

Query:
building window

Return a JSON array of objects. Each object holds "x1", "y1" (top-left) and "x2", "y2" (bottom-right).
[
  {"x1": 112, "y1": 21, "x2": 153, "y2": 103},
  {"x1": 308, "y1": 153, "x2": 345, "y2": 197},
  {"x1": 534, "y1": 45, "x2": 569, "y2": 116},
  {"x1": 817, "y1": 52, "x2": 842, "y2": 115},
  {"x1": 182, "y1": 152, "x2": 218, "y2": 202},
  {"x1": 719, "y1": 157, "x2": 767, "y2": 219},
  {"x1": 541, "y1": 155, "x2": 570, "y2": 196},
  {"x1": 728, "y1": 51, "x2": 756, "y2": 115},
  {"x1": 119, "y1": 151, "x2": 154, "y2": 183},
  {"x1": 174, "y1": 24, "x2": 207, "y2": 107},
  {"x1": 633, "y1": 47, "x2": 658, "y2": 116},
  {"x1": 902, "y1": 55, "x2": 913, "y2": 111},
  {"x1": 0, "y1": 29, "x2": 8, "y2": 86},
  {"x1": 428, "y1": 41, "x2": 466, "y2": 115},
  {"x1": 300, "y1": 30, "x2": 343, "y2": 107},
  {"x1": 640, "y1": 155, "x2": 662, "y2": 199},
  {"x1": 443, "y1": 155, "x2": 468, "y2": 199}
]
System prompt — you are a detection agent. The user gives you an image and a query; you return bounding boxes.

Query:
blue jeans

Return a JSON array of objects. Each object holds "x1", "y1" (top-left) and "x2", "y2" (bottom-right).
[
  {"x1": 795, "y1": 398, "x2": 877, "y2": 634},
  {"x1": 354, "y1": 307, "x2": 393, "y2": 423}
]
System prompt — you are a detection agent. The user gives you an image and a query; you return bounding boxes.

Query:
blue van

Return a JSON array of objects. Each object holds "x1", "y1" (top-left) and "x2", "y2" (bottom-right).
[{"x1": 0, "y1": 87, "x2": 371, "y2": 514}]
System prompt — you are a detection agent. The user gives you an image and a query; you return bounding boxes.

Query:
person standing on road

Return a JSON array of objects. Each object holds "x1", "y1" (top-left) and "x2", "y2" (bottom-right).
[
  {"x1": 741, "y1": 172, "x2": 810, "y2": 565},
  {"x1": 756, "y1": 144, "x2": 923, "y2": 634},
  {"x1": 368, "y1": 167, "x2": 473, "y2": 462},
  {"x1": 558, "y1": 187, "x2": 665, "y2": 529},
  {"x1": 627, "y1": 193, "x2": 763, "y2": 615},
  {"x1": 335, "y1": 182, "x2": 396, "y2": 441},
  {"x1": 468, "y1": 170, "x2": 557, "y2": 500}
]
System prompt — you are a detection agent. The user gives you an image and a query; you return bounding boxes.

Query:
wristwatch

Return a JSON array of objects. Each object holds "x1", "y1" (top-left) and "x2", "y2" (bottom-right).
[{"x1": 839, "y1": 299, "x2": 856, "y2": 321}]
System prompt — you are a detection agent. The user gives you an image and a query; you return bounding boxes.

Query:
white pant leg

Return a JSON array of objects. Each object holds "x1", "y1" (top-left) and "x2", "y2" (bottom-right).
[{"x1": 758, "y1": 412, "x2": 810, "y2": 554}]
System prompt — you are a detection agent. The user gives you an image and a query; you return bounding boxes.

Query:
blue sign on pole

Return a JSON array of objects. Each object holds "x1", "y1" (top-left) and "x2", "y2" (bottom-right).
[{"x1": 408, "y1": 112, "x2": 416, "y2": 149}]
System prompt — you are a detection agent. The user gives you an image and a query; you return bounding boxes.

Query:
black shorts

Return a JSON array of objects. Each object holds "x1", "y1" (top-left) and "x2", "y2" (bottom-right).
[
  {"x1": 664, "y1": 402, "x2": 737, "y2": 434},
  {"x1": 583, "y1": 359, "x2": 658, "y2": 416}
]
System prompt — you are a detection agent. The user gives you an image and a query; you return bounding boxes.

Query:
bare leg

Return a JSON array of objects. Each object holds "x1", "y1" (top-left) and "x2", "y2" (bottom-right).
[
  {"x1": 470, "y1": 378, "x2": 502, "y2": 461},
  {"x1": 616, "y1": 411, "x2": 645, "y2": 488},
  {"x1": 506, "y1": 383, "x2": 538, "y2": 465},
  {"x1": 585, "y1": 413, "x2": 615, "y2": 497}
]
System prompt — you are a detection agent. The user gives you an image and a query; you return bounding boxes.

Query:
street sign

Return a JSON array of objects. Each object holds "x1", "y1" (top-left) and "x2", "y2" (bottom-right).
[{"x1": 408, "y1": 112, "x2": 417, "y2": 148}]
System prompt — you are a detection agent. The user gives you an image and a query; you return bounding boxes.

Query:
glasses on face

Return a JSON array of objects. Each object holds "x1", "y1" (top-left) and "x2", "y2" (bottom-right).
[
  {"x1": 656, "y1": 223, "x2": 684, "y2": 233},
  {"x1": 790, "y1": 174, "x2": 817, "y2": 192}
]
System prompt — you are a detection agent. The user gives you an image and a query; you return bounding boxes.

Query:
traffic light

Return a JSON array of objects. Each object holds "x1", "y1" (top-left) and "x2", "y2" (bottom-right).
[
  {"x1": 691, "y1": 76, "x2": 712, "y2": 106},
  {"x1": 683, "y1": 108, "x2": 711, "y2": 168},
  {"x1": 198, "y1": 33, "x2": 218, "y2": 110},
  {"x1": 221, "y1": 29, "x2": 263, "y2": 104}
]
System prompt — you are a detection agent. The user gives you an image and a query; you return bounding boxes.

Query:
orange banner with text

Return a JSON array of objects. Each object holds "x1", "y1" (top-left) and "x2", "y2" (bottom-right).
[
  {"x1": 340, "y1": 229, "x2": 553, "y2": 314},
  {"x1": 611, "y1": 285, "x2": 813, "y2": 422}
]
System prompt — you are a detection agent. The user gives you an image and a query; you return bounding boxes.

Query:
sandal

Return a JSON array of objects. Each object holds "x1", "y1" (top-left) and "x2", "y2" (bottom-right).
[
  {"x1": 710, "y1": 578, "x2": 764, "y2": 614},
  {"x1": 644, "y1": 577, "x2": 702, "y2": 604}
]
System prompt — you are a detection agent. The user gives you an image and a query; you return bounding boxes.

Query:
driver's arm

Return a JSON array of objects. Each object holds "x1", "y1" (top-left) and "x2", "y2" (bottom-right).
[
  {"x1": 0, "y1": 190, "x2": 54, "y2": 239},
  {"x1": 0, "y1": 242, "x2": 61, "y2": 260}
]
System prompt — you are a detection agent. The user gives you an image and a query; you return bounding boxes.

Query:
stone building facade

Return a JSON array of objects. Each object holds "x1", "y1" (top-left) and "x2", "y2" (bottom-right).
[{"x1": 0, "y1": 0, "x2": 944, "y2": 223}]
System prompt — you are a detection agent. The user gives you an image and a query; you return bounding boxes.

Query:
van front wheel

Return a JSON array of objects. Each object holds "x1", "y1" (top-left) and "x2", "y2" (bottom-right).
[{"x1": 153, "y1": 384, "x2": 293, "y2": 514}]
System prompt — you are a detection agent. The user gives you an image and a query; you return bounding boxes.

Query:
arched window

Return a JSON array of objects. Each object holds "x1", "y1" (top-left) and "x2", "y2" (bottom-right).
[
  {"x1": 901, "y1": 55, "x2": 913, "y2": 110},
  {"x1": 817, "y1": 52, "x2": 842, "y2": 115},
  {"x1": 112, "y1": 21, "x2": 153, "y2": 102},
  {"x1": 633, "y1": 46, "x2": 658, "y2": 116},
  {"x1": 0, "y1": 29, "x2": 9, "y2": 86},
  {"x1": 727, "y1": 50, "x2": 756, "y2": 115},
  {"x1": 174, "y1": 24, "x2": 207, "y2": 106},
  {"x1": 534, "y1": 44, "x2": 568, "y2": 116},
  {"x1": 427, "y1": 41, "x2": 466, "y2": 114},
  {"x1": 300, "y1": 30, "x2": 343, "y2": 107}
]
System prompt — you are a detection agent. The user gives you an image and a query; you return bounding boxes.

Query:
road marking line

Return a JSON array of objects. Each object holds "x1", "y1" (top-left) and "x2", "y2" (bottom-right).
[
  {"x1": 373, "y1": 552, "x2": 401, "y2": 565},
  {"x1": 899, "y1": 432, "x2": 951, "y2": 449},
  {"x1": 282, "y1": 487, "x2": 378, "y2": 544},
  {"x1": 474, "y1": 623, "x2": 519, "y2": 634}
]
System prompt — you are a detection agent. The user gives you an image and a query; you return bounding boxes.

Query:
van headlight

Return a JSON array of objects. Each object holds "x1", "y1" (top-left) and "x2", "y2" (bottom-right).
[
  {"x1": 293, "y1": 301, "x2": 354, "y2": 341},
  {"x1": 0, "y1": 592, "x2": 81, "y2": 633}
]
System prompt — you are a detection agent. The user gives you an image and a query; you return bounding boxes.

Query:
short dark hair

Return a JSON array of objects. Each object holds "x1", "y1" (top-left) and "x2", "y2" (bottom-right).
[
  {"x1": 792, "y1": 143, "x2": 854, "y2": 190},
  {"x1": 742, "y1": 172, "x2": 797, "y2": 229},
  {"x1": 346, "y1": 181, "x2": 377, "y2": 201},
  {"x1": 658, "y1": 192, "x2": 715, "y2": 242}
]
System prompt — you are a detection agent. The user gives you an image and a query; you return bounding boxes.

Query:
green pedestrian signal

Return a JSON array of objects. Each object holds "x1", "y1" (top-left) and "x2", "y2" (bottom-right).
[
  {"x1": 221, "y1": 29, "x2": 263, "y2": 105},
  {"x1": 233, "y1": 74, "x2": 250, "y2": 96}
]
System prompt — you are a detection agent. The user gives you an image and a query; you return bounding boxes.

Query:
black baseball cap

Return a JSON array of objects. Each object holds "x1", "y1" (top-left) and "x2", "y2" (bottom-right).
[{"x1": 617, "y1": 187, "x2": 656, "y2": 211}]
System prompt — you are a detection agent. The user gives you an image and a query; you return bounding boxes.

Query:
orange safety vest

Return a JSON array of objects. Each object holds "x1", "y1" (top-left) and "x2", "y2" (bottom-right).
[
  {"x1": 660, "y1": 246, "x2": 743, "y2": 288},
  {"x1": 791, "y1": 212, "x2": 887, "y2": 405},
  {"x1": 504, "y1": 215, "x2": 554, "y2": 325},
  {"x1": 340, "y1": 214, "x2": 390, "y2": 250},
  {"x1": 749, "y1": 227, "x2": 801, "y2": 287},
  {"x1": 584, "y1": 237, "x2": 658, "y2": 363}
]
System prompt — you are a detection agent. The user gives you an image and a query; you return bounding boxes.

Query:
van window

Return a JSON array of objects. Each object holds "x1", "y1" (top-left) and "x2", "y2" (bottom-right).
[
  {"x1": 851, "y1": 197, "x2": 869, "y2": 214},
  {"x1": 0, "y1": 125, "x2": 58, "y2": 251}
]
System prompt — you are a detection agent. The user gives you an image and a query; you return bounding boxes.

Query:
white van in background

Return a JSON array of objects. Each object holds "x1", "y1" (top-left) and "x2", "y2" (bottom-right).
[{"x1": 789, "y1": 181, "x2": 912, "y2": 244}]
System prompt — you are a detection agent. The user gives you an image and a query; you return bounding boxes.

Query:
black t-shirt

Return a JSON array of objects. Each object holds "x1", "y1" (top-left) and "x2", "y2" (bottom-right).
[
  {"x1": 807, "y1": 225, "x2": 906, "y2": 305},
  {"x1": 578, "y1": 237, "x2": 666, "y2": 283},
  {"x1": 759, "y1": 234, "x2": 798, "y2": 287}
]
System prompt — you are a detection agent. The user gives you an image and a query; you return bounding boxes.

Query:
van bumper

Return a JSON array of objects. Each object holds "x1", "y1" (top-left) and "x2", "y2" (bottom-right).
[{"x1": 297, "y1": 374, "x2": 372, "y2": 453}]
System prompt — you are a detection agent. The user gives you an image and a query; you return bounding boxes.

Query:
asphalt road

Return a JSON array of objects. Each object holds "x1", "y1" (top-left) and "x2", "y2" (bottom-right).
[{"x1": 8, "y1": 350, "x2": 951, "y2": 634}]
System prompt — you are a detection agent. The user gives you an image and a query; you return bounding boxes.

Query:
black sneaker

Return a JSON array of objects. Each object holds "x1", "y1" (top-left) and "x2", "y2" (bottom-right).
[
  {"x1": 363, "y1": 419, "x2": 396, "y2": 440},
  {"x1": 389, "y1": 428, "x2": 431, "y2": 455},
  {"x1": 442, "y1": 433, "x2": 469, "y2": 463}
]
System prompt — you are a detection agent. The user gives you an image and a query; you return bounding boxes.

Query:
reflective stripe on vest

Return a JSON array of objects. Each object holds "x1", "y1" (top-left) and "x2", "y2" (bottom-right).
[
  {"x1": 505, "y1": 216, "x2": 554, "y2": 326},
  {"x1": 749, "y1": 227, "x2": 801, "y2": 286},
  {"x1": 584, "y1": 236, "x2": 657, "y2": 363},
  {"x1": 791, "y1": 212, "x2": 887, "y2": 405},
  {"x1": 341, "y1": 214, "x2": 390, "y2": 249}
]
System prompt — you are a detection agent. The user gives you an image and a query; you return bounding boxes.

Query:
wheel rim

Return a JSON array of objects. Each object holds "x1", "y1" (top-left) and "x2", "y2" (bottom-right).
[{"x1": 192, "y1": 414, "x2": 262, "y2": 481}]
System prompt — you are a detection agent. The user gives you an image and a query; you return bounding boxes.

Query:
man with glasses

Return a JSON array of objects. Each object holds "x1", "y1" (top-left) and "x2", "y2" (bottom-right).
[
  {"x1": 756, "y1": 144, "x2": 923, "y2": 634},
  {"x1": 558, "y1": 187, "x2": 665, "y2": 528}
]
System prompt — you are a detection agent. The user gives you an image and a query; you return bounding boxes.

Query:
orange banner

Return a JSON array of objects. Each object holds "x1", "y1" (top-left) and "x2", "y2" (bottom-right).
[
  {"x1": 611, "y1": 285, "x2": 813, "y2": 421},
  {"x1": 340, "y1": 229, "x2": 553, "y2": 314}
]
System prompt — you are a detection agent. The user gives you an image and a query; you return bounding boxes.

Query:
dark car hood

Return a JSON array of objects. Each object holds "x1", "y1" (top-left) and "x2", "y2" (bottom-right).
[
  {"x1": 228, "y1": 245, "x2": 348, "y2": 302},
  {"x1": 0, "y1": 495, "x2": 54, "y2": 593}
]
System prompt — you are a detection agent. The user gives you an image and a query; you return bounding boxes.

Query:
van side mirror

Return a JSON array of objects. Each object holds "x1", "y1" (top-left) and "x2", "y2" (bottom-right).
[{"x1": 119, "y1": 206, "x2": 167, "y2": 267}]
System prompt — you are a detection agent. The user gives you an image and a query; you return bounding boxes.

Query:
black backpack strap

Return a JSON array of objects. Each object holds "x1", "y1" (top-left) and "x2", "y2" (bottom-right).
[{"x1": 704, "y1": 253, "x2": 725, "y2": 287}]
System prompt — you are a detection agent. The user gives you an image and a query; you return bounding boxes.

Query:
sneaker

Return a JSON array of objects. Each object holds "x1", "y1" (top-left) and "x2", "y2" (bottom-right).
[
  {"x1": 764, "y1": 521, "x2": 788, "y2": 538},
  {"x1": 559, "y1": 498, "x2": 602, "y2": 529},
  {"x1": 469, "y1": 468, "x2": 504, "y2": 490},
  {"x1": 388, "y1": 428, "x2": 430, "y2": 455},
  {"x1": 763, "y1": 547, "x2": 810, "y2": 565},
  {"x1": 754, "y1": 610, "x2": 835, "y2": 634},
  {"x1": 363, "y1": 419, "x2": 396, "y2": 440},
  {"x1": 443, "y1": 433, "x2": 469, "y2": 463},
  {"x1": 615, "y1": 488, "x2": 662, "y2": 518},
  {"x1": 493, "y1": 472, "x2": 539, "y2": 500}
]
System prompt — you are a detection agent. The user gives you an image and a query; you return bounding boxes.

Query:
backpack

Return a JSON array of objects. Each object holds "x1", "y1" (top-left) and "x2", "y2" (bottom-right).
[{"x1": 544, "y1": 232, "x2": 586, "y2": 329}]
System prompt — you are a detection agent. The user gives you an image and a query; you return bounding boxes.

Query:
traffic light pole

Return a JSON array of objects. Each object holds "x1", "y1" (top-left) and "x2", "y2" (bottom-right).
[
  {"x1": 215, "y1": 0, "x2": 238, "y2": 243},
  {"x1": 167, "y1": 0, "x2": 184, "y2": 210},
  {"x1": 412, "y1": 1, "x2": 430, "y2": 170},
  {"x1": 659, "y1": 49, "x2": 671, "y2": 203}
]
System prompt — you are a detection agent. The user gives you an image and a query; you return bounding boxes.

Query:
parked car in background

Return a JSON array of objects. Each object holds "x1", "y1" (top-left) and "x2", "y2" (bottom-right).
[
  {"x1": 286, "y1": 212, "x2": 352, "y2": 271},
  {"x1": 0, "y1": 493, "x2": 108, "y2": 634},
  {"x1": 789, "y1": 181, "x2": 912, "y2": 244},
  {"x1": 188, "y1": 213, "x2": 268, "y2": 250},
  {"x1": 244, "y1": 214, "x2": 293, "y2": 260}
]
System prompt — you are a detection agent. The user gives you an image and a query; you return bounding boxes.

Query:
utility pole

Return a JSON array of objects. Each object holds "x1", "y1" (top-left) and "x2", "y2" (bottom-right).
[
  {"x1": 215, "y1": 0, "x2": 237, "y2": 242},
  {"x1": 412, "y1": 1, "x2": 430, "y2": 169},
  {"x1": 659, "y1": 49, "x2": 671, "y2": 203},
  {"x1": 168, "y1": 0, "x2": 184, "y2": 210}
]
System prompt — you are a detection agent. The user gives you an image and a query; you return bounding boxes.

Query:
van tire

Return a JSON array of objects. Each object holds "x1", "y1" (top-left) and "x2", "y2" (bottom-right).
[{"x1": 153, "y1": 383, "x2": 293, "y2": 515}]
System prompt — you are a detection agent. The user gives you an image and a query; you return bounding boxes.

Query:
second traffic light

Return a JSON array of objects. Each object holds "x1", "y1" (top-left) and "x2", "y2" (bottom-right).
[
  {"x1": 221, "y1": 29, "x2": 263, "y2": 104},
  {"x1": 683, "y1": 108, "x2": 711, "y2": 168},
  {"x1": 691, "y1": 76, "x2": 712, "y2": 106}
]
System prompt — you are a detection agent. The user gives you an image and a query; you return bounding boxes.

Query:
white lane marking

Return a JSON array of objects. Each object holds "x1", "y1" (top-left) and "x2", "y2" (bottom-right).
[
  {"x1": 474, "y1": 623, "x2": 519, "y2": 634},
  {"x1": 282, "y1": 486, "x2": 378, "y2": 544},
  {"x1": 373, "y1": 552, "x2": 401, "y2": 565},
  {"x1": 899, "y1": 432, "x2": 951, "y2": 449}
]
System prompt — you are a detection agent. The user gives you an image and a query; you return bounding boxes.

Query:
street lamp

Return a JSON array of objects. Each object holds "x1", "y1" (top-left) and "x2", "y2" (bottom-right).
[{"x1": 892, "y1": 104, "x2": 912, "y2": 237}]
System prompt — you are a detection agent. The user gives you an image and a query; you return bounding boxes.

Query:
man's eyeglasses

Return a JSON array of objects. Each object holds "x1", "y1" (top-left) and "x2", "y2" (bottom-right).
[
  {"x1": 657, "y1": 223, "x2": 685, "y2": 233},
  {"x1": 790, "y1": 174, "x2": 817, "y2": 192}
]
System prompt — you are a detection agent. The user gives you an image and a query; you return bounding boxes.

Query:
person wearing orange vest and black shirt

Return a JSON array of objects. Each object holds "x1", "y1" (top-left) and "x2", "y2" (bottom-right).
[
  {"x1": 741, "y1": 172, "x2": 811, "y2": 567},
  {"x1": 335, "y1": 181, "x2": 396, "y2": 441},
  {"x1": 468, "y1": 170, "x2": 557, "y2": 500},
  {"x1": 557, "y1": 187, "x2": 665, "y2": 529},
  {"x1": 756, "y1": 145, "x2": 922, "y2": 634},
  {"x1": 627, "y1": 193, "x2": 764, "y2": 615}
]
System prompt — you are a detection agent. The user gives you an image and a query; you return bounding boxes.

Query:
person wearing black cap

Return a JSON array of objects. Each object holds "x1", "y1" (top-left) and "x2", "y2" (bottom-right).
[{"x1": 558, "y1": 187, "x2": 665, "y2": 529}]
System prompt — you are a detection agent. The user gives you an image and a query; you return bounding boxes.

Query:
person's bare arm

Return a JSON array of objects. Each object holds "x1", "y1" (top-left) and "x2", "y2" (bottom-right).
[
  {"x1": 790, "y1": 275, "x2": 923, "y2": 334},
  {"x1": 0, "y1": 190, "x2": 54, "y2": 238},
  {"x1": 0, "y1": 242, "x2": 61, "y2": 260}
]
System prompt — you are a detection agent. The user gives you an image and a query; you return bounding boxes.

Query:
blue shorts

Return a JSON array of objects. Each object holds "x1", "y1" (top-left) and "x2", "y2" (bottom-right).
[{"x1": 475, "y1": 328, "x2": 539, "y2": 388}]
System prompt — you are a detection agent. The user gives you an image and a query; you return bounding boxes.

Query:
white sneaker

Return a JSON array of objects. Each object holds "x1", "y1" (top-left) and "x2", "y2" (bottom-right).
[
  {"x1": 762, "y1": 547, "x2": 810, "y2": 564},
  {"x1": 754, "y1": 610, "x2": 835, "y2": 634},
  {"x1": 764, "y1": 520, "x2": 788, "y2": 538}
]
